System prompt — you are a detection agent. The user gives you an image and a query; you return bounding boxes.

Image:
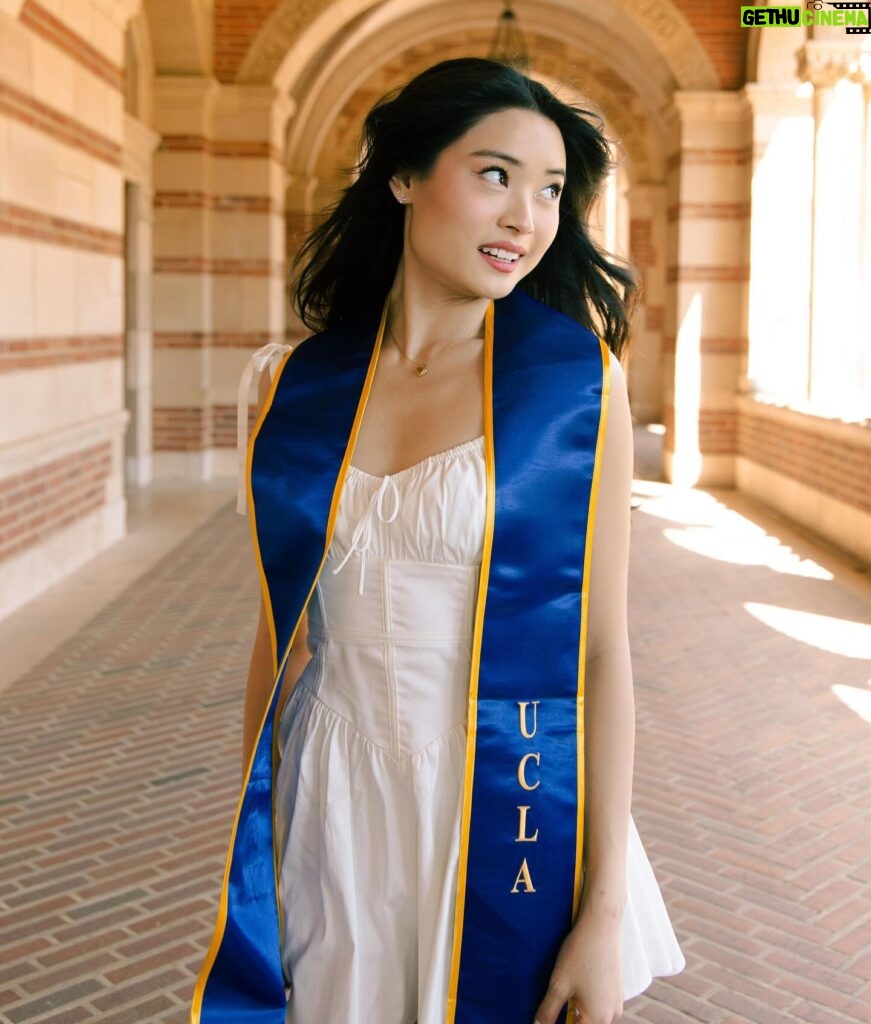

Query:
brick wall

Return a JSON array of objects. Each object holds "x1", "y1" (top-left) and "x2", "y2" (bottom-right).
[
  {"x1": 678, "y1": 0, "x2": 748, "y2": 88},
  {"x1": 738, "y1": 408, "x2": 871, "y2": 515},
  {"x1": 214, "y1": 0, "x2": 280, "y2": 81},
  {"x1": 0, "y1": 442, "x2": 113, "y2": 561},
  {"x1": 212, "y1": 0, "x2": 747, "y2": 88},
  {"x1": 0, "y1": 0, "x2": 128, "y2": 603}
]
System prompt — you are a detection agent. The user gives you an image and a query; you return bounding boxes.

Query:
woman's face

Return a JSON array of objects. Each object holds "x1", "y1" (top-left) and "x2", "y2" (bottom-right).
[{"x1": 392, "y1": 107, "x2": 566, "y2": 301}]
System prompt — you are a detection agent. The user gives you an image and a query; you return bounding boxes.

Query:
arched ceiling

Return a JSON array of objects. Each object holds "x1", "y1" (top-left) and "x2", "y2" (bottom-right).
[
  {"x1": 142, "y1": 0, "x2": 212, "y2": 76},
  {"x1": 287, "y1": 27, "x2": 663, "y2": 205},
  {"x1": 281, "y1": 1, "x2": 681, "y2": 207},
  {"x1": 239, "y1": 0, "x2": 719, "y2": 93}
]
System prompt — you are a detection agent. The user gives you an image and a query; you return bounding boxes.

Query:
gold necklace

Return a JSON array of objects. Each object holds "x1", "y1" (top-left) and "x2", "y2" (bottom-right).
[{"x1": 386, "y1": 321, "x2": 466, "y2": 378}]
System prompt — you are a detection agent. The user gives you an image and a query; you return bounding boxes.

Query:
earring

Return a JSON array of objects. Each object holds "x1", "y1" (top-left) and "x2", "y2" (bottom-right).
[{"x1": 396, "y1": 192, "x2": 407, "y2": 204}]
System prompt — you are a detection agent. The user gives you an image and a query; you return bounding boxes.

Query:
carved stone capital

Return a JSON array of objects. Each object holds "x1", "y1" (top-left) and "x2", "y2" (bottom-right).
[{"x1": 796, "y1": 41, "x2": 869, "y2": 88}]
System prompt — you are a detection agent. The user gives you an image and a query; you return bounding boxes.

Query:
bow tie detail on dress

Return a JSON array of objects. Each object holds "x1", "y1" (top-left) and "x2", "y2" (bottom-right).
[{"x1": 331, "y1": 473, "x2": 401, "y2": 595}]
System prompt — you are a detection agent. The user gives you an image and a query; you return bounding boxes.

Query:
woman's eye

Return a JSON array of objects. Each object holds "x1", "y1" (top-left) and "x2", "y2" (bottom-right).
[
  {"x1": 481, "y1": 166, "x2": 508, "y2": 186},
  {"x1": 543, "y1": 183, "x2": 563, "y2": 200}
]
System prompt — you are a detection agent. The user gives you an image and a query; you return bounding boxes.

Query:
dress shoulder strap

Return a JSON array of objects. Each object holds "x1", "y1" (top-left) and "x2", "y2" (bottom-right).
[{"x1": 236, "y1": 342, "x2": 292, "y2": 514}]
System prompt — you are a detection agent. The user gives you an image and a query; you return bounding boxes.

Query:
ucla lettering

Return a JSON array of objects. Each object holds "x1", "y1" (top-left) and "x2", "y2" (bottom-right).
[
  {"x1": 518, "y1": 699, "x2": 539, "y2": 739},
  {"x1": 517, "y1": 751, "x2": 541, "y2": 791},
  {"x1": 510, "y1": 857, "x2": 536, "y2": 894},
  {"x1": 515, "y1": 804, "x2": 539, "y2": 843},
  {"x1": 511, "y1": 700, "x2": 541, "y2": 893}
]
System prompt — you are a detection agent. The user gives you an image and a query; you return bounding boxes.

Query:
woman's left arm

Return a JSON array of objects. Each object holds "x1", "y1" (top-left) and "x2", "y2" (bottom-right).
[{"x1": 534, "y1": 352, "x2": 635, "y2": 1024}]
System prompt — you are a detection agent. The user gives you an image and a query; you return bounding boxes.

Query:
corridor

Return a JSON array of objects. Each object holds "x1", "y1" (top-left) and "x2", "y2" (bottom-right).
[{"x1": 0, "y1": 428, "x2": 869, "y2": 1024}]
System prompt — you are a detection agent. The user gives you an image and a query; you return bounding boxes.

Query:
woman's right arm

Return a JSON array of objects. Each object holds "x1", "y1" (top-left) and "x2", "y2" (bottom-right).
[{"x1": 239, "y1": 358, "x2": 311, "y2": 778}]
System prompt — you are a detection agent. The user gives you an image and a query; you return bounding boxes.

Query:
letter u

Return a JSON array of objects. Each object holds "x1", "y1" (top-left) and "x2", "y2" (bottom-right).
[{"x1": 518, "y1": 700, "x2": 539, "y2": 740}]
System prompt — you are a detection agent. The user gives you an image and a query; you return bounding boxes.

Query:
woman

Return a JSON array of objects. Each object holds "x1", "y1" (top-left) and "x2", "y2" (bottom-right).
[{"x1": 194, "y1": 57, "x2": 684, "y2": 1024}]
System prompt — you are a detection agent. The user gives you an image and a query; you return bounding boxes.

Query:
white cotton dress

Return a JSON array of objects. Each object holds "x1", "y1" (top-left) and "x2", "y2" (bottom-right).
[{"x1": 273, "y1": 434, "x2": 685, "y2": 1024}]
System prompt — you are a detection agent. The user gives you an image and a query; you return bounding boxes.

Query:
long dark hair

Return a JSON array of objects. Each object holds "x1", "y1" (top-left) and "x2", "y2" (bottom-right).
[{"x1": 290, "y1": 57, "x2": 638, "y2": 359}]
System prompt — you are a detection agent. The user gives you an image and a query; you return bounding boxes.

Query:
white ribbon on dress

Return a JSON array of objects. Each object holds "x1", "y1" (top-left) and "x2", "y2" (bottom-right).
[
  {"x1": 236, "y1": 342, "x2": 293, "y2": 515},
  {"x1": 330, "y1": 474, "x2": 400, "y2": 595}
]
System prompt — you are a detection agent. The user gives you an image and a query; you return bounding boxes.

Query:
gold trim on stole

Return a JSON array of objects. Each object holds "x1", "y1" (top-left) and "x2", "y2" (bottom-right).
[
  {"x1": 565, "y1": 338, "x2": 611, "y2": 1024},
  {"x1": 445, "y1": 300, "x2": 496, "y2": 1022},
  {"x1": 190, "y1": 300, "x2": 389, "y2": 1023}
]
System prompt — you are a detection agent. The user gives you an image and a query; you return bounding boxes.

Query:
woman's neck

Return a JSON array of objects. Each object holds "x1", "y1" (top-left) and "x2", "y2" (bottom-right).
[{"x1": 386, "y1": 258, "x2": 490, "y2": 362}]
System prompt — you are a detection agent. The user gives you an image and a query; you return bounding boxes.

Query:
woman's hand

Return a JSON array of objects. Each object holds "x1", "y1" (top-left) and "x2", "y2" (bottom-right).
[{"x1": 533, "y1": 907, "x2": 624, "y2": 1024}]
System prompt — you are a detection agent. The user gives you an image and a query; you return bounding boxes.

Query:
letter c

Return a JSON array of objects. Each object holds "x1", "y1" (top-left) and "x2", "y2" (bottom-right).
[{"x1": 517, "y1": 751, "x2": 541, "y2": 791}]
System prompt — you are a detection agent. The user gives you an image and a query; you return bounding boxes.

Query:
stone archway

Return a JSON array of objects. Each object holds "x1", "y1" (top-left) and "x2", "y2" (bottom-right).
[{"x1": 239, "y1": 0, "x2": 718, "y2": 95}]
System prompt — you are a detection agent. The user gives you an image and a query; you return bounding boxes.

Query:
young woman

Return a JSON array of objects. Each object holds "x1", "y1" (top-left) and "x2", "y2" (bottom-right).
[{"x1": 194, "y1": 57, "x2": 684, "y2": 1024}]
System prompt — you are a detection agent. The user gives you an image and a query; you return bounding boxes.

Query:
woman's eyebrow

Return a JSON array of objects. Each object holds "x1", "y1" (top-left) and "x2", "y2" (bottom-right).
[{"x1": 469, "y1": 148, "x2": 566, "y2": 177}]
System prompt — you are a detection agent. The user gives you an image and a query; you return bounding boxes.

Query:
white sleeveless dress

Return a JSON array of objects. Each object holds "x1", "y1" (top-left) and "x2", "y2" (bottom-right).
[{"x1": 273, "y1": 435, "x2": 685, "y2": 1024}]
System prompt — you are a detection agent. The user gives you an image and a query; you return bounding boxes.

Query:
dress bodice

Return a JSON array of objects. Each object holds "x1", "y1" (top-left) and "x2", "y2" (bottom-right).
[
  {"x1": 297, "y1": 435, "x2": 486, "y2": 760},
  {"x1": 330, "y1": 435, "x2": 485, "y2": 580}
]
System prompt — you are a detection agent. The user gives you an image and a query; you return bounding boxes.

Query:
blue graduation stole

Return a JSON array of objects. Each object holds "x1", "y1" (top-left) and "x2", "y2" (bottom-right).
[{"x1": 191, "y1": 288, "x2": 610, "y2": 1024}]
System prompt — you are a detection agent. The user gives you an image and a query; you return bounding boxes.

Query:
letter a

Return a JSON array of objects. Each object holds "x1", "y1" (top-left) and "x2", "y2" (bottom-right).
[
  {"x1": 510, "y1": 857, "x2": 536, "y2": 894},
  {"x1": 518, "y1": 700, "x2": 539, "y2": 739}
]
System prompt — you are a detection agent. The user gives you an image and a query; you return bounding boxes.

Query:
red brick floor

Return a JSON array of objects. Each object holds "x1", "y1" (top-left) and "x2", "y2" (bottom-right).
[{"x1": 1, "y1": 434, "x2": 870, "y2": 1023}]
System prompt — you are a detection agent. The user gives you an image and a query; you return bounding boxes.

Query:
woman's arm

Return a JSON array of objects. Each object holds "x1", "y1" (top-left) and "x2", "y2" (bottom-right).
[
  {"x1": 240, "y1": 595, "x2": 311, "y2": 777},
  {"x1": 534, "y1": 351, "x2": 635, "y2": 1024},
  {"x1": 580, "y1": 349, "x2": 635, "y2": 923},
  {"x1": 239, "y1": 365, "x2": 312, "y2": 779}
]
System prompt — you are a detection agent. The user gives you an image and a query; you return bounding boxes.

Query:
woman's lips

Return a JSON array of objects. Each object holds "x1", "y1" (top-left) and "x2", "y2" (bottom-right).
[{"x1": 478, "y1": 250, "x2": 521, "y2": 274}]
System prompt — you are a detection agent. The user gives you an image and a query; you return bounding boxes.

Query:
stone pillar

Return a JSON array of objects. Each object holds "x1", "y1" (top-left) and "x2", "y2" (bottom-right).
[
  {"x1": 796, "y1": 41, "x2": 869, "y2": 421},
  {"x1": 864, "y1": 72, "x2": 871, "y2": 413},
  {"x1": 663, "y1": 92, "x2": 752, "y2": 487},
  {"x1": 209, "y1": 85, "x2": 294, "y2": 476},
  {"x1": 625, "y1": 182, "x2": 667, "y2": 424},
  {"x1": 285, "y1": 172, "x2": 319, "y2": 342},
  {"x1": 742, "y1": 83, "x2": 814, "y2": 402},
  {"x1": 122, "y1": 112, "x2": 160, "y2": 488},
  {"x1": 151, "y1": 75, "x2": 218, "y2": 480}
]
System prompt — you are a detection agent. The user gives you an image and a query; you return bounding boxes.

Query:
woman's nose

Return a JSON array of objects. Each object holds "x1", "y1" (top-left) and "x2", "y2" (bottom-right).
[{"x1": 499, "y1": 192, "x2": 535, "y2": 234}]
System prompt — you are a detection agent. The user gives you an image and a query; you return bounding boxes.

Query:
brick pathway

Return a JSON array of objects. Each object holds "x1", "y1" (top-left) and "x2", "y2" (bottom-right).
[{"x1": 1, "y1": 435, "x2": 870, "y2": 1023}]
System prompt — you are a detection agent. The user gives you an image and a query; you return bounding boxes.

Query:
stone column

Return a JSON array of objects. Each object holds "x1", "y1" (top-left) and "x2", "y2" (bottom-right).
[
  {"x1": 151, "y1": 81, "x2": 295, "y2": 480},
  {"x1": 625, "y1": 181, "x2": 667, "y2": 424},
  {"x1": 285, "y1": 172, "x2": 319, "y2": 342},
  {"x1": 662, "y1": 92, "x2": 752, "y2": 487},
  {"x1": 796, "y1": 41, "x2": 869, "y2": 421},
  {"x1": 122, "y1": 112, "x2": 160, "y2": 488},
  {"x1": 209, "y1": 85, "x2": 295, "y2": 476},
  {"x1": 742, "y1": 83, "x2": 814, "y2": 403},
  {"x1": 864, "y1": 73, "x2": 871, "y2": 414},
  {"x1": 151, "y1": 75, "x2": 218, "y2": 480}
]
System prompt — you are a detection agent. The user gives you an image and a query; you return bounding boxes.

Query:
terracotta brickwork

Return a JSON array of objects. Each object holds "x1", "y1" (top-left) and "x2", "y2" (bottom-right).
[
  {"x1": 213, "y1": 1, "x2": 747, "y2": 89},
  {"x1": 214, "y1": 0, "x2": 279, "y2": 81},
  {"x1": 0, "y1": 79, "x2": 122, "y2": 167},
  {"x1": 152, "y1": 407, "x2": 212, "y2": 451},
  {"x1": 0, "y1": 200, "x2": 123, "y2": 255},
  {"x1": 213, "y1": 404, "x2": 257, "y2": 448},
  {"x1": 0, "y1": 0, "x2": 129, "y2": 616},
  {"x1": 680, "y1": 0, "x2": 748, "y2": 88},
  {"x1": 630, "y1": 217, "x2": 656, "y2": 275},
  {"x1": 0, "y1": 334, "x2": 123, "y2": 371},
  {"x1": 699, "y1": 409, "x2": 739, "y2": 456},
  {"x1": 20, "y1": 0, "x2": 123, "y2": 91},
  {"x1": 739, "y1": 410, "x2": 871, "y2": 516},
  {"x1": 0, "y1": 441, "x2": 112, "y2": 561}
]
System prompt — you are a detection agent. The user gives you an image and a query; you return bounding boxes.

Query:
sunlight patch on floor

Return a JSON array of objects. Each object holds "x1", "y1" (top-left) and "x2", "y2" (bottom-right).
[
  {"x1": 832, "y1": 683, "x2": 871, "y2": 725},
  {"x1": 632, "y1": 482, "x2": 833, "y2": 581},
  {"x1": 744, "y1": 603, "x2": 871, "y2": 659}
]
